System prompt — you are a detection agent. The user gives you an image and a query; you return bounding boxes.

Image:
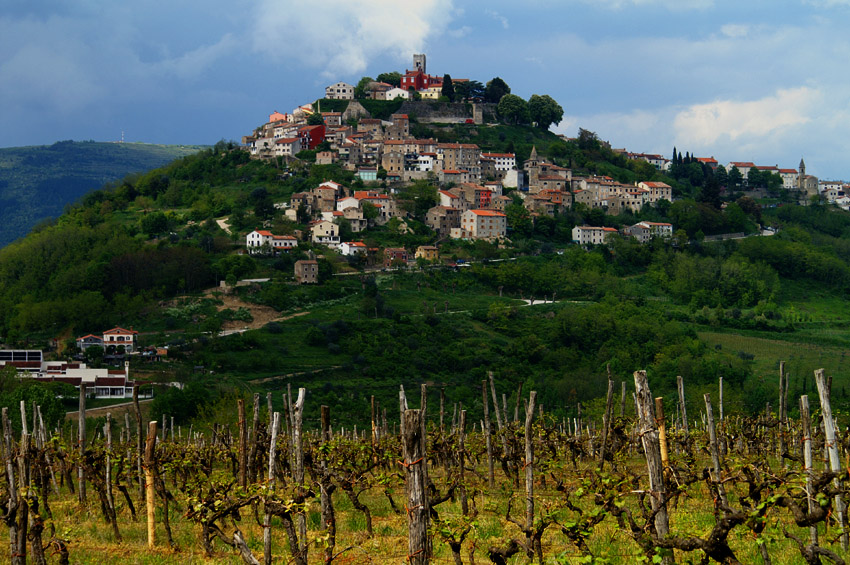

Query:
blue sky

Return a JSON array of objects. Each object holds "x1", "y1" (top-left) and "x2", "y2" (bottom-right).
[{"x1": 2, "y1": 0, "x2": 850, "y2": 179}]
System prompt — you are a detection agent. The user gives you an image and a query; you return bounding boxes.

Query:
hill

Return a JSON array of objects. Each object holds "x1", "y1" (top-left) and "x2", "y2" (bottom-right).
[
  {"x1": 0, "y1": 140, "x2": 204, "y2": 246},
  {"x1": 0, "y1": 121, "x2": 848, "y2": 429}
]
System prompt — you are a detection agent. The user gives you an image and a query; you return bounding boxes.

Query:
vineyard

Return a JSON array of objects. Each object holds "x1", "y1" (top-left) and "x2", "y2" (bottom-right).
[{"x1": 4, "y1": 367, "x2": 850, "y2": 564}]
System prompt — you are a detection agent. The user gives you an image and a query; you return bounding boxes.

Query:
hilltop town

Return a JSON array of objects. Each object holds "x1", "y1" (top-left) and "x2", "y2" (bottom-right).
[{"x1": 237, "y1": 54, "x2": 845, "y2": 275}]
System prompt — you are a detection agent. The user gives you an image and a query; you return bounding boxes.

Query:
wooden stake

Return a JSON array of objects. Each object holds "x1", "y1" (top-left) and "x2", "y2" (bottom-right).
[
  {"x1": 263, "y1": 412, "x2": 280, "y2": 565},
  {"x1": 677, "y1": 376, "x2": 689, "y2": 437},
  {"x1": 238, "y1": 399, "x2": 247, "y2": 488},
  {"x1": 800, "y1": 395, "x2": 818, "y2": 546},
  {"x1": 144, "y1": 420, "x2": 157, "y2": 549},
  {"x1": 403, "y1": 409, "x2": 429, "y2": 564},
  {"x1": 815, "y1": 369, "x2": 848, "y2": 550},
  {"x1": 704, "y1": 394, "x2": 727, "y2": 507},
  {"x1": 78, "y1": 384, "x2": 87, "y2": 504},
  {"x1": 655, "y1": 397, "x2": 669, "y2": 470},
  {"x1": 633, "y1": 371, "x2": 671, "y2": 564},
  {"x1": 598, "y1": 375, "x2": 614, "y2": 470},
  {"x1": 482, "y1": 380, "x2": 494, "y2": 489}
]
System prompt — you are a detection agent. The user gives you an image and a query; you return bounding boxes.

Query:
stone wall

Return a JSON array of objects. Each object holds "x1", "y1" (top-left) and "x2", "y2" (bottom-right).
[{"x1": 396, "y1": 101, "x2": 497, "y2": 124}]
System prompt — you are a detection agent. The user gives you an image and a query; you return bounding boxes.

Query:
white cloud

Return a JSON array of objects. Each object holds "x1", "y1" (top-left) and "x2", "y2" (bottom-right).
[
  {"x1": 251, "y1": 0, "x2": 455, "y2": 78},
  {"x1": 448, "y1": 26, "x2": 473, "y2": 38},
  {"x1": 673, "y1": 87, "x2": 816, "y2": 147},
  {"x1": 803, "y1": 0, "x2": 850, "y2": 6},
  {"x1": 577, "y1": 0, "x2": 712, "y2": 10},
  {"x1": 485, "y1": 9, "x2": 509, "y2": 29},
  {"x1": 720, "y1": 23, "x2": 749, "y2": 37},
  {"x1": 153, "y1": 34, "x2": 238, "y2": 80}
]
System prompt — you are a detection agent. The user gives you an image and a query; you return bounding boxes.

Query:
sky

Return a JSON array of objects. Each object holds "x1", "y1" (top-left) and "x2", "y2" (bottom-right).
[{"x1": 2, "y1": 0, "x2": 850, "y2": 179}]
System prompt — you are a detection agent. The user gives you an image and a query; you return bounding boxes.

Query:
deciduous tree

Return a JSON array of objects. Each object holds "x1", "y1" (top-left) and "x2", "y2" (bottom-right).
[
  {"x1": 528, "y1": 94, "x2": 563, "y2": 130},
  {"x1": 484, "y1": 77, "x2": 511, "y2": 103},
  {"x1": 498, "y1": 94, "x2": 529, "y2": 125}
]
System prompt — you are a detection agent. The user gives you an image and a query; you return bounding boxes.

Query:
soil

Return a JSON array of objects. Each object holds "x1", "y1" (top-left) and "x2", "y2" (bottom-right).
[{"x1": 206, "y1": 290, "x2": 308, "y2": 332}]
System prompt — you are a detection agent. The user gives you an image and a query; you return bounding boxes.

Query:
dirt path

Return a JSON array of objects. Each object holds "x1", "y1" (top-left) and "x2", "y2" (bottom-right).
[
  {"x1": 66, "y1": 398, "x2": 153, "y2": 420},
  {"x1": 249, "y1": 366, "x2": 343, "y2": 384},
  {"x1": 216, "y1": 217, "x2": 231, "y2": 234},
  {"x1": 206, "y1": 290, "x2": 310, "y2": 332}
]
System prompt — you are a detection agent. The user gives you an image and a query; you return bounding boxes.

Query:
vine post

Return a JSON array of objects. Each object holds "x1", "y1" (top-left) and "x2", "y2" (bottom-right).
[
  {"x1": 263, "y1": 411, "x2": 280, "y2": 565},
  {"x1": 482, "y1": 379, "x2": 495, "y2": 488},
  {"x1": 144, "y1": 420, "x2": 158, "y2": 549},
  {"x1": 78, "y1": 384, "x2": 87, "y2": 504},
  {"x1": 598, "y1": 372, "x2": 614, "y2": 470},
  {"x1": 799, "y1": 395, "x2": 818, "y2": 546},
  {"x1": 814, "y1": 368, "x2": 848, "y2": 550},
  {"x1": 633, "y1": 370, "x2": 672, "y2": 564},
  {"x1": 655, "y1": 397, "x2": 669, "y2": 470},
  {"x1": 704, "y1": 393, "x2": 727, "y2": 507},
  {"x1": 403, "y1": 409, "x2": 429, "y2": 564},
  {"x1": 677, "y1": 376, "x2": 688, "y2": 438}
]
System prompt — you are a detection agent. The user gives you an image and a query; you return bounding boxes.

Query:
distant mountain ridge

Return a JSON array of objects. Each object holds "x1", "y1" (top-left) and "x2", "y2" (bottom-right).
[{"x1": 0, "y1": 140, "x2": 204, "y2": 247}]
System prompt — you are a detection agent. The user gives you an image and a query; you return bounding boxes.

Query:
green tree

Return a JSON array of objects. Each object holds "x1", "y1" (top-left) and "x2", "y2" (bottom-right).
[
  {"x1": 505, "y1": 203, "x2": 532, "y2": 236},
  {"x1": 747, "y1": 167, "x2": 763, "y2": 188},
  {"x1": 354, "y1": 76, "x2": 374, "y2": 99},
  {"x1": 140, "y1": 210, "x2": 168, "y2": 237},
  {"x1": 497, "y1": 94, "x2": 529, "y2": 125},
  {"x1": 484, "y1": 77, "x2": 511, "y2": 104},
  {"x1": 527, "y1": 94, "x2": 564, "y2": 130},
  {"x1": 441, "y1": 74, "x2": 455, "y2": 102},
  {"x1": 254, "y1": 197, "x2": 275, "y2": 220},
  {"x1": 362, "y1": 201, "x2": 379, "y2": 223},
  {"x1": 728, "y1": 166, "x2": 743, "y2": 188},
  {"x1": 85, "y1": 345, "x2": 104, "y2": 367},
  {"x1": 715, "y1": 165, "x2": 728, "y2": 187},
  {"x1": 455, "y1": 80, "x2": 484, "y2": 101},
  {"x1": 376, "y1": 72, "x2": 401, "y2": 87},
  {"x1": 307, "y1": 112, "x2": 324, "y2": 126},
  {"x1": 577, "y1": 128, "x2": 601, "y2": 151}
]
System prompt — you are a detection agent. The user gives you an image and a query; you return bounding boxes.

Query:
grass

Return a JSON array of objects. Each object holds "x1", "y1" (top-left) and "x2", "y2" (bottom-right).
[{"x1": 699, "y1": 330, "x2": 850, "y2": 385}]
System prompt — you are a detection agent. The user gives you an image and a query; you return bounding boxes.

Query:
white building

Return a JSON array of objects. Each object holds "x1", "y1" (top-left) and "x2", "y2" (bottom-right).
[
  {"x1": 452, "y1": 209, "x2": 507, "y2": 239},
  {"x1": 637, "y1": 181, "x2": 673, "y2": 204},
  {"x1": 382, "y1": 87, "x2": 410, "y2": 100},
  {"x1": 482, "y1": 153, "x2": 517, "y2": 172},
  {"x1": 325, "y1": 82, "x2": 354, "y2": 100},
  {"x1": 310, "y1": 220, "x2": 340, "y2": 247},
  {"x1": 779, "y1": 169, "x2": 799, "y2": 190},
  {"x1": 0, "y1": 352, "x2": 139, "y2": 399},
  {"x1": 246, "y1": 230, "x2": 298, "y2": 253},
  {"x1": 274, "y1": 137, "x2": 302, "y2": 157},
  {"x1": 339, "y1": 241, "x2": 367, "y2": 256},
  {"x1": 572, "y1": 225, "x2": 618, "y2": 246},
  {"x1": 624, "y1": 222, "x2": 673, "y2": 243}
]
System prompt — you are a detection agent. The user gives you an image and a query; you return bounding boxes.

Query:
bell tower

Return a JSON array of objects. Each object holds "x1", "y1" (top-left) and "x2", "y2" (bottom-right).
[{"x1": 413, "y1": 54, "x2": 426, "y2": 74}]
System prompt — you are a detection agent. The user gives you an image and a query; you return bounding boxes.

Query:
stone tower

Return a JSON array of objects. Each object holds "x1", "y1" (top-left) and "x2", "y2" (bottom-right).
[
  {"x1": 413, "y1": 54, "x2": 426, "y2": 74},
  {"x1": 524, "y1": 146, "x2": 541, "y2": 192},
  {"x1": 798, "y1": 157, "x2": 806, "y2": 192}
]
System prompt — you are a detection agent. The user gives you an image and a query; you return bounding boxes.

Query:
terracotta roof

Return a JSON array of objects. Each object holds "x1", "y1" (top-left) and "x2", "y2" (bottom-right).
[
  {"x1": 468, "y1": 210, "x2": 506, "y2": 217},
  {"x1": 104, "y1": 327, "x2": 137, "y2": 335}
]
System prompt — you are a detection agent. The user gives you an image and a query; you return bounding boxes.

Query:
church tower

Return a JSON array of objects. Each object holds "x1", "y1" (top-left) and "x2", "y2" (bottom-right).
[
  {"x1": 524, "y1": 146, "x2": 541, "y2": 192},
  {"x1": 798, "y1": 157, "x2": 806, "y2": 192},
  {"x1": 413, "y1": 54, "x2": 426, "y2": 74}
]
